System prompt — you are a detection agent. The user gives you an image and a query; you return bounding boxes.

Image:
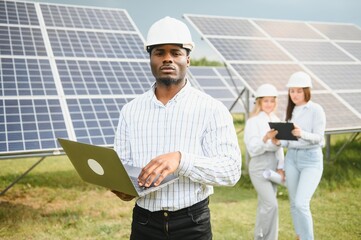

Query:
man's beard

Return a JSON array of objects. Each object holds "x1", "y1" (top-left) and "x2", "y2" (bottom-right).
[{"x1": 157, "y1": 77, "x2": 183, "y2": 87}]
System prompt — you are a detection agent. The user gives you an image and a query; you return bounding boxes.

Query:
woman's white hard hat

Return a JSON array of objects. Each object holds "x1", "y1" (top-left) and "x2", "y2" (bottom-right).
[
  {"x1": 286, "y1": 71, "x2": 313, "y2": 88},
  {"x1": 255, "y1": 84, "x2": 278, "y2": 98},
  {"x1": 145, "y1": 16, "x2": 195, "y2": 52}
]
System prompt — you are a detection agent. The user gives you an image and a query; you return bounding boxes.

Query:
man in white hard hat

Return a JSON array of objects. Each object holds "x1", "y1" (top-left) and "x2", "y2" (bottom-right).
[{"x1": 112, "y1": 16, "x2": 241, "y2": 240}]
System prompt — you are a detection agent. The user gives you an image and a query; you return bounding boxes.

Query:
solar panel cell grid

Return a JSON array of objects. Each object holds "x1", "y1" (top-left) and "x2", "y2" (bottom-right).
[
  {"x1": 187, "y1": 66, "x2": 245, "y2": 113},
  {"x1": 0, "y1": 26, "x2": 47, "y2": 56},
  {"x1": 336, "y1": 42, "x2": 361, "y2": 61},
  {"x1": 305, "y1": 64, "x2": 361, "y2": 90},
  {"x1": 311, "y1": 23, "x2": 361, "y2": 41},
  {"x1": 230, "y1": 63, "x2": 326, "y2": 91},
  {"x1": 57, "y1": 60, "x2": 152, "y2": 95},
  {"x1": 209, "y1": 38, "x2": 292, "y2": 61},
  {"x1": 338, "y1": 92, "x2": 361, "y2": 114},
  {"x1": 41, "y1": 4, "x2": 134, "y2": 31},
  {"x1": 48, "y1": 29, "x2": 147, "y2": 59},
  {"x1": 312, "y1": 94, "x2": 361, "y2": 130},
  {"x1": 0, "y1": 1, "x2": 39, "y2": 26},
  {"x1": 1, "y1": 58, "x2": 56, "y2": 96},
  {"x1": 0, "y1": 99, "x2": 68, "y2": 152},
  {"x1": 188, "y1": 16, "x2": 265, "y2": 37},
  {"x1": 278, "y1": 41, "x2": 355, "y2": 62},
  {"x1": 254, "y1": 20, "x2": 323, "y2": 39},
  {"x1": 66, "y1": 98, "x2": 130, "y2": 145}
]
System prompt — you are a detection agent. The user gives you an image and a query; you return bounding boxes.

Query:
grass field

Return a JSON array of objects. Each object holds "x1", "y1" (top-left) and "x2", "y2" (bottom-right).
[{"x1": 1, "y1": 117, "x2": 360, "y2": 239}]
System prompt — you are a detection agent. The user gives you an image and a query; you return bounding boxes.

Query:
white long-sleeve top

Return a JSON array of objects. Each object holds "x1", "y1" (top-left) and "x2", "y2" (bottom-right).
[
  {"x1": 244, "y1": 111, "x2": 284, "y2": 169},
  {"x1": 114, "y1": 80, "x2": 241, "y2": 211},
  {"x1": 281, "y1": 100, "x2": 326, "y2": 149}
]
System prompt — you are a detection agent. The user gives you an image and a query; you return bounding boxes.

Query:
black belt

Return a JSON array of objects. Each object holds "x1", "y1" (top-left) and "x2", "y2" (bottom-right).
[{"x1": 135, "y1": 197, "x2": 209, "y2": 217}]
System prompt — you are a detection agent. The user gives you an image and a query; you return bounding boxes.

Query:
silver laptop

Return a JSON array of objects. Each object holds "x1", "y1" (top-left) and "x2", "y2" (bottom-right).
[{"x1": 58, "y1": 138, "x2": 179, "y2": 197}]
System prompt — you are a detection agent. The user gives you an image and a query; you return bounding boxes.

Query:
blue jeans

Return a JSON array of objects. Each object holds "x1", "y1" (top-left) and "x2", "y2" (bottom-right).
[{"x1": 285, "y1": 148, "x2": 323, "y2": 240}]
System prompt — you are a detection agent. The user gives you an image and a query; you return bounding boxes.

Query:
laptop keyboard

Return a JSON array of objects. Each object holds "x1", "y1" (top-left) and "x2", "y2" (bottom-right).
[{"x1": 130, "y1": 176, "x2": 148, "y2": 192}]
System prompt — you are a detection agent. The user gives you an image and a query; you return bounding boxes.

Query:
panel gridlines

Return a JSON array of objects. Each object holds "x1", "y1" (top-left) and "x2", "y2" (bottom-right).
[
  {"x1": 0, "y1": 99, "x2": 68, "y2": 153},
  {"x1": 1, "y1": 58, "x2": 57, "y2": 96},
  {"x1": 0, "y1": 0, "x2": 39, "y2": 25},
  {"x1": 57, "y1": 60, "x2": 152, "y2": 95},
  {"x1": 0, "y1": 1, "x2": 153, "y2": 156},
  {"x1": 0, "y1": 26, "x2": 47, "y2": 56},
  {"x1": 336, "y1": 42, "x2": 361, "y2": 61},
  {"x1": 230, "y1": 63, "x2": 325, "y2": 92},
  {"x1": 187, "y1": 16, "x2": 265, "y2": 37},
  {"x1": 185, "y1": 14, "x2": 361, "y2": 132},
  {"x1": 40, "y1": 4, "x2": 134, "y2": 31},
  {"x1": 187, "y1": 66, "x2": 244, "y2": 113},
  {"x1": 47, "y1": 29, "x2": 147, "y2": 59},
  {"x1": 67, "y1": 98, "x2": 130, "y2": 145},
  {"x1": 253, "y1": 20, "x2": 324, "y2": 39},
  {"x1": 209, "y1": 38, "x2": 292, "y2": 61}
]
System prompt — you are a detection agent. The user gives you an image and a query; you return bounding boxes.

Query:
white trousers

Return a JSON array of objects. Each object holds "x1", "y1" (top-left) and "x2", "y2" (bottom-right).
[{"x1": 249, "y1": 152, "x2": 279, "y2": 240}]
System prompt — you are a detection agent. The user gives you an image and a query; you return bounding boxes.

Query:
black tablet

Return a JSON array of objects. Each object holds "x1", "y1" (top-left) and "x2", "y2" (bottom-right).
[{"x1": 268, "y1": 122, "x2": 298, "y2": 141}]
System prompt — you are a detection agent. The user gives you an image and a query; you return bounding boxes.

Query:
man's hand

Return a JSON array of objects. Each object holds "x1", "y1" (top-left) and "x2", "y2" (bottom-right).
[
  {"x1": 138, "y1": 151, "x2": 181, "y2": 187},
  {"x1": 111, "y1": 190, "x2": 135, "y2": 201}
]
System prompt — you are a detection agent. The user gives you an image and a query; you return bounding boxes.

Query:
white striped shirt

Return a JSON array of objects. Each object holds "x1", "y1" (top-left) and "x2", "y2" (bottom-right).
[{"x1": 114, "y1": 80, "x2": 241, "y2": 211}]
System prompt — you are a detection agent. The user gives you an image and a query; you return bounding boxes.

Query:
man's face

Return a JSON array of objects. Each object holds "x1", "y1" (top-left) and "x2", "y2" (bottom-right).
[{"x1": 150, "y1": 44, "x2": 190, "y2": 86}]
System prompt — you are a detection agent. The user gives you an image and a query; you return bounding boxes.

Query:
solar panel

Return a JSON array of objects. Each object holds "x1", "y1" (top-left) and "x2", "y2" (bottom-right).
[
  {"x1": 278, "y1": 41, "x2": 354, "y2": 62},
  {"x1": 187, "y1": 66, "x2": 245, "y2": 113},
  {"x1": 0, "y1": 1, "x2": 39, "y2": 26},
  {"x1": 230, "y1": 63, "x2": 325, "y2": 92},
  {"x1": 0, "y1": 1, "x2": 153, "y2": 157},
  {"x1": 208, "y1": 38, "x2": 292, "y2": 61},
  {"x1": 40, "y1": 4, "x2": 134, "y2": 31},
  {"x1": 0, "y1": 99, "x2": 68, "y2": 153},
  {"x1": 305, "y1": 64, "x2": 361, "y2": 90},
  {"x1": 0, "y1": 26, "x2": 47, "y2": 56},
  {"x1": 185, "y1": 14, "x2": 361, "y2": 133},
  {"x1": 310, "y1": 23, "x2": 361, "y2": 41},
  {"x1": 336, "y1": 42, "x2": 361, "y2": 61},
  {"x1": 338, "y1": 92, "x2": 361, "y2": 116},
  {"x1": 253, "y1": 20, "x2": 323, "y2": 39}
]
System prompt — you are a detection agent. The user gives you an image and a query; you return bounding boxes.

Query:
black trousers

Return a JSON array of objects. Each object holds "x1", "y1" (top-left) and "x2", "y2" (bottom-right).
[{"x1": 130, "y1": 198, "x2": 212, "y2": 240}]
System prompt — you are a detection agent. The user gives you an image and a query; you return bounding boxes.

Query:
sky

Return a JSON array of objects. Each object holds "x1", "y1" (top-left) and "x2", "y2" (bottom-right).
[{"x1": 30, "y1": 0, "x2": 361, "y2": 60}]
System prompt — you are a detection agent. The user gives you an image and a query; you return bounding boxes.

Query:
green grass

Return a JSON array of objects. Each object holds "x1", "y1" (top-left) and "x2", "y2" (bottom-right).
[{"x1": 1, "y1": 118, "x2": 360, "y2": 239}]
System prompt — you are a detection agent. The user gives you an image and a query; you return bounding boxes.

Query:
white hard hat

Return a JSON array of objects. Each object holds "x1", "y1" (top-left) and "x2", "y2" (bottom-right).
[
  {"x1": 286, "y1": 71, "x2": 313, "y2": 88},
  {"x1": 145, "y1": 16, "x2": 195, "y2": 53},
  {"x1": 255, "y1": 84, "x2": 278, "y2": 98}
]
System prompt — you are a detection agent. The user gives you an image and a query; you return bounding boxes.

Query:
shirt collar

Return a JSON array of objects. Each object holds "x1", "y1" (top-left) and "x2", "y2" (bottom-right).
[
  {"x1": 150, "y1": 79, "x2": 191, "y2": 105},
  {"x1": 296, "y1": 100, "x2": 312, "y2": 109}
]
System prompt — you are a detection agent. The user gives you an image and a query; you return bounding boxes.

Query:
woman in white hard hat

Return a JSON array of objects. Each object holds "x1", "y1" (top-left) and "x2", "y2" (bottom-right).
[
  {"x1": 274, "y1": 71, "x2": 326, "y2": 240},
  {"x1": 112, "y1": 16, "x2": 241, "y2": 240},
  {"x1": 244, "y1": 83, "x2": 285, "y2": 240}
]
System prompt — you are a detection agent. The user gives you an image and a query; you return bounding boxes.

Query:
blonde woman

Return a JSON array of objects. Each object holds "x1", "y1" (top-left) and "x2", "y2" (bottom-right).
[{"x1": 244, "y1": 84, "x2": 285, "y2": 240}]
